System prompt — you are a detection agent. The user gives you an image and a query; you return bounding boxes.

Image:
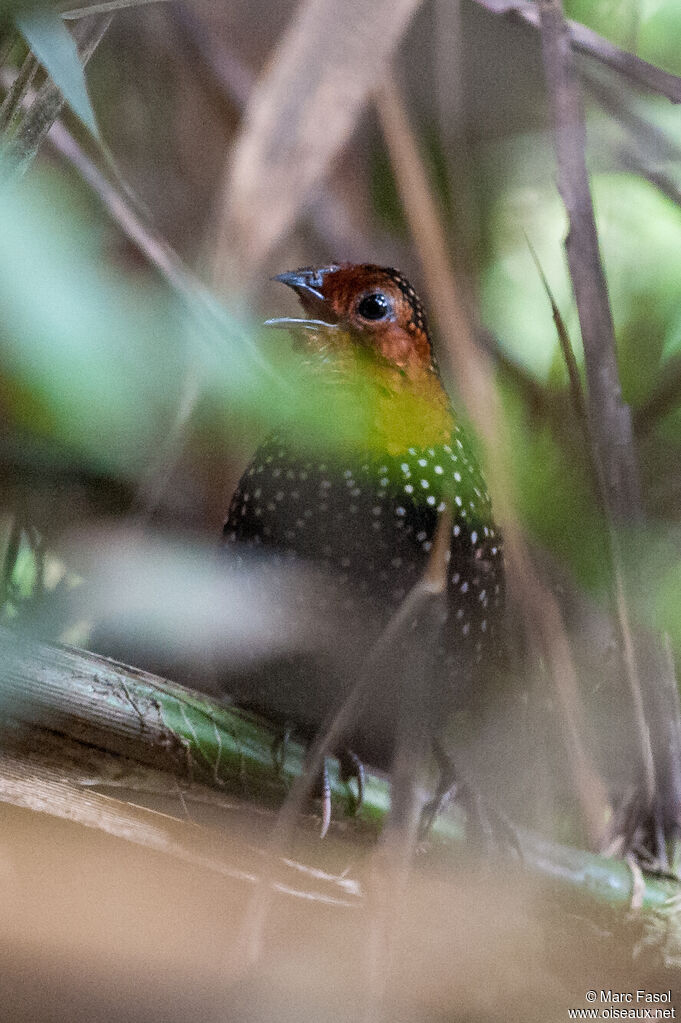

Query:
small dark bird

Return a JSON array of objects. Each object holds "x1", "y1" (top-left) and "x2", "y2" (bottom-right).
[{"x1": 224, "y1": 264, "x2": 504, "y2": 817}]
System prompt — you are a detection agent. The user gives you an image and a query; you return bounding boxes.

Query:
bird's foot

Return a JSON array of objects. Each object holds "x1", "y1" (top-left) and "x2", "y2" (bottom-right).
[
  {"x1": 312, "y1": 758, "x2": 332, "y2": 838},
  {"x1": 420, "y1": 744, "x2": 522, "y2": 859},
  {"x1": 271, "y1": 724, "x2": 293, "y2": 777},
  {"x1": 337, "y1": 747, "x2": 365, "y2": 816}
]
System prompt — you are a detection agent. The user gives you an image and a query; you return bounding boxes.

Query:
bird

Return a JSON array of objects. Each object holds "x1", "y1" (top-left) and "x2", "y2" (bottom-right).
[{"x1": 223, "y1": 263, "x2": 504, "y2": 826}]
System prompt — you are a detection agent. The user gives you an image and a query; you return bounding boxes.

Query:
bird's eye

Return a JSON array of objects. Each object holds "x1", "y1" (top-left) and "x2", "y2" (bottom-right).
[{"x1": 356, "y1": 292, "x2": 391, "y2": 321}]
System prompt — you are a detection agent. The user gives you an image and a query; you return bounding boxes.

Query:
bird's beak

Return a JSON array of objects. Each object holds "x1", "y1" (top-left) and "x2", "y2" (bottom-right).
[
  {"x1": 264, "y1": 317, "x2": 338, "y2": 332},
  {"x1": 272, "y1": 267, "x2": 337, "y2": 303},
  {"x1": 267, "y1": 266, "x2": 341, "y2": 333}
]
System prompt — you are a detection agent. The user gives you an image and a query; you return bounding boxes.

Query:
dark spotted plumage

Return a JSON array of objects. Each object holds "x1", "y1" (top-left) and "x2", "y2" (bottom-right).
[{"x1": 223, "y1": 264, "x2": 504, "y2": 770}]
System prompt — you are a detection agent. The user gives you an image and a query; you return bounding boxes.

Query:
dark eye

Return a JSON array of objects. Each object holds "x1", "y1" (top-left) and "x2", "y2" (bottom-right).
[{"x1": 357, "y1": 292, "x2": 391, "y2": 321}]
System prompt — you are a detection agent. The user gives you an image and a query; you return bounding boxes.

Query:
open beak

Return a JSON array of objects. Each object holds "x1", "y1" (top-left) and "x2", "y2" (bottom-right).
[
  {"x1": 264, "y1": 316, "x2": 338, "y2": 332},
  {"x1": 265, "y1": 266, "x2": 340, "y2": 335},
  {"x1": 272, "y1": 267, "x2": 337, "y2": 303}
]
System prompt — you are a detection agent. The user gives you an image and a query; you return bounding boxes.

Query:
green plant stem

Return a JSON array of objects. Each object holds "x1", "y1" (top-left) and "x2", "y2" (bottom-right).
[
  {"x1": 0, "y1": 626, "x2": 678, "y2": 917},
  {"x1": 3, "y1": 15, "x2": 110, "y2": 176},
  {"x1": 0, "y1": 49, "x2": 37, "y2": 136}
]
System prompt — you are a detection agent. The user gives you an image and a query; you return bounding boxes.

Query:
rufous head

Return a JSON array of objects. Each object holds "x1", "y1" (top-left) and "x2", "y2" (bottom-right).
[{"x1": 267, "y1": 263, "x2": 437, "y2": 376}]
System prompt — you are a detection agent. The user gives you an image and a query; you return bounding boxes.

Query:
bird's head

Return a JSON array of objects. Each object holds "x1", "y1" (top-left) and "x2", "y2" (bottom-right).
[{"x1": 266, "y1": 263, "x2": 437, "y2": 379}]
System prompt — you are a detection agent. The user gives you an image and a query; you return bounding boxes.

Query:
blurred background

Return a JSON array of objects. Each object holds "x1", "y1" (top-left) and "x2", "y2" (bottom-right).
[{"x1": 1, "y1": 0, "x2": 681, "y2": 1019}]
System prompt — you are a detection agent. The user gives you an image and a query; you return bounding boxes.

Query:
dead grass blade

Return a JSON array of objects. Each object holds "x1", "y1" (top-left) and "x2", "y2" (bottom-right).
[
  {"x1": 211, "y1": 0, "x2": 425, "y2": 293},
  {"x1": 376, "y1": 70, "x2": 609, "y2": 847}
]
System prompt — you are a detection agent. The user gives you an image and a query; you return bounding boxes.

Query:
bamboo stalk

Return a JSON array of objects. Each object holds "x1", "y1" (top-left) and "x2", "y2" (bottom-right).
[{"x1": 0, "y1": 626, "x2": 678, "y2": 916}]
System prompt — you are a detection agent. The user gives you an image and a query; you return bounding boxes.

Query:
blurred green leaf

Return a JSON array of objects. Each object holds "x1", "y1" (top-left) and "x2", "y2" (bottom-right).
[
  {"x1": 638, "y1": 0, "x2": 681, "y2": 76},
  {"x1": 14, "y1": 6, "x2": 100, "y2": 137},
  {"x1": 0, "y1": 0, "x2": 52, "y2": 16},
  {"x1": 0, "y1": 172, "x2": 185, "y2": 474},
  {"x1": 564, "y1": 0, "x2": 641, "y2": 51},
  {"x1": 502, "y1": 381, "x2": 608, "y2": 591},
  {"x1": 481, "y1": 170, "x2": 681, "y2": 410}
]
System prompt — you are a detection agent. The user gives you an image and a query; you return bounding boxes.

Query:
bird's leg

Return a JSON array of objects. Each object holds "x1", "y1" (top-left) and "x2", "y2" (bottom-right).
[
  {"x1": 273, "y1": 728, "x2": 332, "y2": 836},
  {"x1": 421, "y1": 742, "x2": 522, "y2": 859},
  {"x1": 311, "y1": 757, "x2": 332, "y2": 839},
  {"x1": 337, "y1": 747, "x2": 365, "y2": 815},
  {"x1": 419, "y1": 740, "x2": 459, "y2": 838},
  {"x1": 271, "y1": 724, "x2": 293, "y2": 777}
]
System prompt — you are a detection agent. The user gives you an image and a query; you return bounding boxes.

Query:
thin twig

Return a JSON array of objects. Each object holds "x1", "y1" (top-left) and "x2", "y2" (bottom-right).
[
  {"x1": 538, "y1": 0, "x2": 641, "y2": 523},
  {"x1": 581, "y1": 68, "x2": 681, "y2": 437},
  {"x1": 473, "y1": 0, "x2": 681, "y2": 104},
  {"x1": 0, "y1": 50, "x2": 38, "y2": 136},
  {"x1": 61, "y1": 0, "x2": 170, "y2": 18},
  {"x1": 170, "y1": 2, "x2": 412, "y2": 270},
  {"x1": 0, "y1": 515, "x2": 22, "y2": 610},
  {"x1": 537, "y1": 0, "x2": 681, "y2": 855},
  {"x1": 375, "y1": 70, "x2": 609, "y2": 846},
  {"x1": 524, "y1": 234, "x2": 590, "y2": 437},
  {"x1": 635, "y1": 352, "x2": 681, "y2": 437},
  {"x1": 583, "y1": 66, "x2": 681, "y2": 167},
  {"x1": 45, "y1": 116, "x2": 213, "y2": 309},
  {"x1": 2, "y1": 16, "x2": 111, "y2": 176}
]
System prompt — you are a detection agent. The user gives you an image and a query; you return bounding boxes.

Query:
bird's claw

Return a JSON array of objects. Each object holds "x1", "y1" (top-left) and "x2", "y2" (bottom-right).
[{"x1": 338, "y1": 747, "x2": 365, "y2": 815}]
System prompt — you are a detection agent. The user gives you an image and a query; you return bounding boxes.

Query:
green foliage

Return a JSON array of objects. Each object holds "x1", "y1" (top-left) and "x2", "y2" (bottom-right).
[
  {"x1": 0, "y1": 0, "x2": 53, "y2": 20},
  {"x1": 565, "y1": 0, "x2": 681, "y2": 76},
  {"x1": 482, "y1": 171, "x2": 681, "y2": 406},
  {"x1": 0, "y1": 172, "x2": 186, "y2": 474},
  {"x1": 638, "y1": 1, "x2": 681, "y2": 75},
  {"x1": 15, "y1": 6, "x2": 100, "y2": 137}
]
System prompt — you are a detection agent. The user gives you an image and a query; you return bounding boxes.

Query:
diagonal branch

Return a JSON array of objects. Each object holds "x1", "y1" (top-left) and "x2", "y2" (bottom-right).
[
  {"x1": 473, "y1": 0, "x2": 681, "y2": 104},
  {"x1": 538, "y1": 0, "x2": 641, "y2": 524},
  {"x1": 538, "y1": 0, "x2": 681, "y2": 856},
  {"x1": 375, "y1": 71, "x2": 609, "y2": 848},
  {"x1": 0, "y1": 625, "x2": 678, "y2": 914}
]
